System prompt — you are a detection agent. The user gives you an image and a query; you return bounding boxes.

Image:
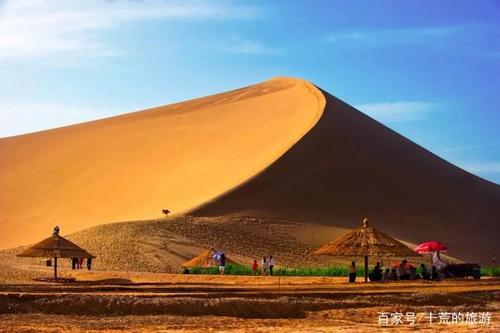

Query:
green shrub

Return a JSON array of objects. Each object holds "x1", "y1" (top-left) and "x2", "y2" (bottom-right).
[
  {"x1": 187, "y1": 264, "x2": 364, "y2": 276},
  {"x1": 186, "y1": 264, "x2": 500, "y2": 278},
  {"x1": 481, "y1": 266, "x2": 500, "y2": 277}
]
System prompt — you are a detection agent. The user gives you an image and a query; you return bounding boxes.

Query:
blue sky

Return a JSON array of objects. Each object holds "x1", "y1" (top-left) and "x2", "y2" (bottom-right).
[{"x1": 0, "y1": 0, "x2": 499, "y2": 184}]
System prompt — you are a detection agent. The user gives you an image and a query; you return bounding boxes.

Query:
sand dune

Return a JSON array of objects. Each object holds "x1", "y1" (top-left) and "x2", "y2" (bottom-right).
[
  {"x1": 193, "y1": 90, "x2": 500, "y2": 264},
  {"x1": 1, "y1": 77, "x2": 498, "y2": 264},
  {"x1": 0, "y1": 77, "x2": 324, "y2": 249}
]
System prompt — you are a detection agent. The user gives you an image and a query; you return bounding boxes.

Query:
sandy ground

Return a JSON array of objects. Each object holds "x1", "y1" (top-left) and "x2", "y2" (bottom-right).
[
  {"x1": 0, "y1": 272, "x2": 498, "y2": 332},
  {"x1": 2, "y1": 215, "x2": 455, "y2": 275}
]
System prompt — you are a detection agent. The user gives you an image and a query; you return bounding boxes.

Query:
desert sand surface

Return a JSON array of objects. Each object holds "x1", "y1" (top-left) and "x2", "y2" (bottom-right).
[
  {"x1": 1, "y1": 76, "x2": 498, "y2": 263},
  {"x1": 2, "y1": 216, "x2": 434, "y2": 276},
  {"x1": 0, "y1": 77, "x2": 324, "y2": 249},
  {"x1": 0, "y1": 273, "x2": 498, "y2": 332}
]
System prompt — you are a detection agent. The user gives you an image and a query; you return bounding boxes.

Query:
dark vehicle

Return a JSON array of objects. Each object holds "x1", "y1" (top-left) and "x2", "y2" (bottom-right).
[{"x1": 447, "y1": 263, "x2": 481, "y2": 279}]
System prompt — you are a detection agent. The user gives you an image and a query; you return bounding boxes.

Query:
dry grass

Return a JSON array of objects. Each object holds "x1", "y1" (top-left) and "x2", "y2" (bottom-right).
[{"x1": 314, "y1": 219, "x2": 421, "y2": 258}]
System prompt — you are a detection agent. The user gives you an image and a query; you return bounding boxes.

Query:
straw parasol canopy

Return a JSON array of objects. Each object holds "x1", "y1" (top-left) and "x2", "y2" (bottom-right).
[
  {"x1": 17, "y1": 227, "x2": 95, "y2": 280},
  {"x1": 314, "y1": 218, "x2": 420, "y2": 281},
  {"x1": 182, "y1": 248, "x2": 236, "y2": 268}
]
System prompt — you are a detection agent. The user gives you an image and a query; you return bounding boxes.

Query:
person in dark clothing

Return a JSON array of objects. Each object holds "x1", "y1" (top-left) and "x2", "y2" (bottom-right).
[
  {"x1": 53, "y1": 226, "x2": 60, "y2": 235},
  {"x1": 431, "y1": 266, "x2": 439, "y2": 280},
  {"x1": 87, "y1": 257, "x2": 92, "y2": 270},
  {"x1": 219, "y1": 253, "x2": 226, "y2": 275},
  {"x1": 348, "y1": 261, "x2": 357, "y2": 283},
  {"x1": 420, "y1": 263, "x2": 431, "y2": 280},
  {"x1": 268, "y1": 255, "x2": 275, "y2": 276},
  {"x1": 71, "y1": 257, "x2": 78, "y2": 270},
  {"x1": 368, "y1": 262, "x2": 383, "y2": 281}
]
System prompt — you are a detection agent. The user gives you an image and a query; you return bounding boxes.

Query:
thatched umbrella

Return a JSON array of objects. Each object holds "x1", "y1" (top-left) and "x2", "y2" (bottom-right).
[
  {"x1": 17, "y1": 228, "x2": 95, "y2": 281},
  {"x1": 314, "y1": 218, "x2": 420, "y2": 282},
  {"x1": 182, "y1": 247, "x2": 236, "y2": 268}
]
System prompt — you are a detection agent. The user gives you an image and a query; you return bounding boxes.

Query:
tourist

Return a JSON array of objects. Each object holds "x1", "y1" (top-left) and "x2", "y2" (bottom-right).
[
  {"x1": 420, "y1": 263, "x2": 430, "y2": 280},
  {"x1": 78, "y1": 257, "x2": 84, "y2": 269},
  {"x1": 398, "y1": 260, "x2": 411, "y2": 280},
  {"x1": 348, "y1": 261, "x2": 356, "y2": 283},
  {"x1": 407, "y1": 262, "x2": 418, "y2": 279},
  {"x1": 381, "y1": 268, "x2": 391, "y2": 282},
  {"x1": 53, "y1": 226, "x2": 60, "y2": 235},
  {"x1": 71, "y1": 257, "x2": 78, "y2": 270},
  {"x1": 252, "y1": 259, "x2": 258, "y2": 276},
  {"x1": 431, "y1": 266, "x2": 439, "y2": 280},
  {"x1": 268, "y1": 255, "x2": 275, "y2": 276},
  {"x1": 389, "y1": 268, "x2": 398, "y2": 281},
  {"x1": 87, "y1": 257, "x2": 92, "y2": 270},
  {"x1": 368, "y1": 261, "x2": 382, "y2": 281},
  {"x1": 262, "y1": 256, "x2": 268, "y2": 276},
  {"x1": 219, "y1": 253, "x2": 226, "y2": 275}
]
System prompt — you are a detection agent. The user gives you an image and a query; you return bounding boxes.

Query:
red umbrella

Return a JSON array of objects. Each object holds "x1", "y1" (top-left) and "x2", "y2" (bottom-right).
[{"x1": 415, "y1": 241, "x2": 447, "y2": 254}]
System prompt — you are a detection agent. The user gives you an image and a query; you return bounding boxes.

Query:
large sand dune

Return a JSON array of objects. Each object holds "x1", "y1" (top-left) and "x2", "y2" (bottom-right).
[
  {"x1": 193, "y1": 89, "x2": 500, "y2": 263},
  {"x1": 1, "y1": 77, "x2": 498, "y2": 263},
  {"x1": 0, "y1": 78, "x2": 324, "y2": 249}
]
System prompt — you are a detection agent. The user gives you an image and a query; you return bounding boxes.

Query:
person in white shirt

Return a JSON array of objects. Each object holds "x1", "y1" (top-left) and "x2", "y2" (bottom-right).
[
  {"x1": 261, "y1": 256, "x2": 268, "y2": 276},
  {"x1": 268, "y1": 255, "x2": 275, "y2": 276}
]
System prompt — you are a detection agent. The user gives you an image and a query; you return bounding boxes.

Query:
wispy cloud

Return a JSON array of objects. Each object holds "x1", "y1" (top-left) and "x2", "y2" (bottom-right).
[
  {"x1": 458, "y1": 162, "x2": 500, "y2": 174},
  {"x1": 219, "y1": 37, "x2": 283, "y2": 55},
  {"x1": 354, "y1": 101, "x2": 436, "y2": 122},
  {"x1": 326, "y1": 27, "x2": 458, "y2": 47},
  {"x1": 441, "y1": 144, "x2": 500, "y2": 153},
  {"x1": 0, "y1": 102, "x2": 118, "y2": 138},
  {"x1": 0, "y1": 0, "x2": 262, "y2": 59}
]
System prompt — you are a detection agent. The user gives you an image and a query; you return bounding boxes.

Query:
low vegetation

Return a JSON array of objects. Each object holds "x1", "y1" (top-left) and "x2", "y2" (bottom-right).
[
  {"x1": 188, "y1": 264, "x2": 368, "y2": 276},
  {"x1": 187, "y1": 264, "x2": 500, "y2": 277}
]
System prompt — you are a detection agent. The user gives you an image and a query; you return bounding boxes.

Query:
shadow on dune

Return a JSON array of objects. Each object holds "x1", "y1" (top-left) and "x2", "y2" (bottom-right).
[{"x1": 192, "y1": 89, "x2": 500, "y2": 264}]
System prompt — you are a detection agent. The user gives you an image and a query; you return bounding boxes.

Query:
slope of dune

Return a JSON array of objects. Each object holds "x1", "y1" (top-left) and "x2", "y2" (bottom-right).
[
  {"x1": 1, "y1": 77, "x2": 498, "y2": 265},
  {"x1": 193, "y1": 90, "x2": 500, "y2": 264},
  {"x1": 0, "y1": 216, "x2": 356, "y2": 279},
  {"x1": 0, "y1": 77, "x2": 325, "y2": 249}
]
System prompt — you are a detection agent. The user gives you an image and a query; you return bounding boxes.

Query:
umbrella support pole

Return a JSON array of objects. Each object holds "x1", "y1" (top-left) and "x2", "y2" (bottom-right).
[
  {"x1": 54, "y1": 257, "x2": 57, "y2": 281},
  {"x1": 364, "y1": 255, "x2": 368, "y2": 282}
]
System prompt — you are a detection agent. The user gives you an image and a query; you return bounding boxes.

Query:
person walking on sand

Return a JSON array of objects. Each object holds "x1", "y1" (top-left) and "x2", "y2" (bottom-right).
[
  {"x1": 219, "y1": 253, "x2": 226, "y2": 275},
  {"x1": 252, "y1": 259, "x2": 258, "y2": 276},
  {"x1": 268, "y1": 255, "x2": 275, "y2": 276},
  {"x1": 262, "y1": 256, "x2": 268, "y2": 276},
  {"x1": 348, "y1": 261, "x2": 357, "y2": 283}
]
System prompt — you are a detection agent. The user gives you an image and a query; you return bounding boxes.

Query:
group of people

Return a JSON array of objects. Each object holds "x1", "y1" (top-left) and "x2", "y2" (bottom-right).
[
  {"x1": 252, "y1": 255, "x2": 275, "y2": 276},
  {"x1": 71, "y1": 257, "x2": 92, "y2": 270},
  {"x1": 348, "y1": 259, "x2": 441, "y2": 283}
]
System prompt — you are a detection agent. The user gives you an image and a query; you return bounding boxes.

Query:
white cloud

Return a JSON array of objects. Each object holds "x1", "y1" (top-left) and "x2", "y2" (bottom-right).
[
  {"x1": 326, "y1": 27, "x2": 458, "y2": 47},
  {"x1": 354, "y1": 101, "x2": 436, "y2": 122},
  {"x1": 219, "y1": 37, "x2": 283, "y2": 55},
  {"x1": 0, "y1": 0, "x2": 261, "y2": 59},
  {"x1": 0, "y1": 102, "x2": 118, "y2": 138}
]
